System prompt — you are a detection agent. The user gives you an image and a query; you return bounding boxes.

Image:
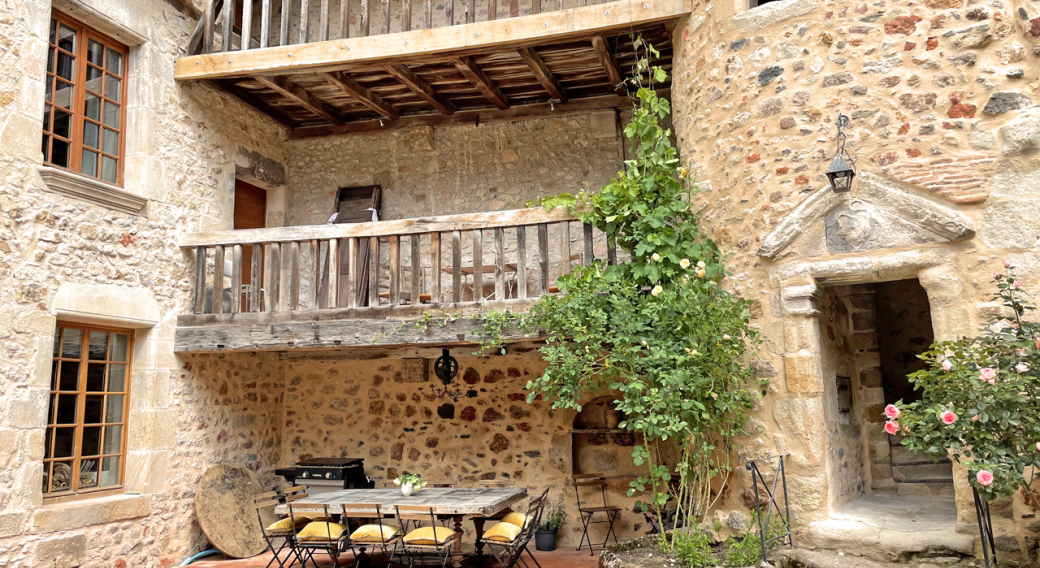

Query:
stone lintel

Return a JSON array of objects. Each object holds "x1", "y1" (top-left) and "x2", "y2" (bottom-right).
[
  {"x1": 757, "y1": 185, "x2": 844, "y2": 260},
  {"x1": 37, "y1": 166, "x2": 148, "y2": 216}
]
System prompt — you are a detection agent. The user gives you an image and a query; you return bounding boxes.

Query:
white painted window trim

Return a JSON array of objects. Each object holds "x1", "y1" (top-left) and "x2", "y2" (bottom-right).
[{"x1": 37, "y1": 166, "x2": 148, "y2": 216}]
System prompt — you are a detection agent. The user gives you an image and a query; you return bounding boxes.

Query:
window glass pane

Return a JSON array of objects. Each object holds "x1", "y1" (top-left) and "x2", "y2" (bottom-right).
[
  {"x1": 108, "y1": 364, "x2": 126, "y2": 392},
  {"x1": 56, "y1": 395, "x2": 78, "y2": 424},
  {"x1": 82, "y1": 426, "x2": 101, "y2": 456},
  {"x1": 54, "y1": 80, "x2": 74, "y2": 110},
  {"x1": 102, "y1": 128, "x2": 118, "y2": 156},
  {"x1": 80, "y1": 459, "x2": 99, "y2": 489},
  {"x1": 110, "y1": 334, "x2": 128, "y2": 362},
  {"x1": 86, "y1": 363, "x2": 105, "y2": 391},
  {"x1": 55, "y1": 51, "x2": 74, "y2": 82},
  {"x1": 82, "y1": 150, "x2": 98, "y2": 177},
  {"x1": 105, "y1": 394, "x2": 123, "y2": 423},
  {"x1": 50, "y1": 18, "x2": 57, "y2": 44},
  {"x1": 41, "y1": 135, "x2": 50, "y2": 162},
  {"x1": 84, "y1": 395, "x2": 104, "y2": 424},
  {"x1": 61, "y1": 328, "x2": 82, "y2": 358},
  {"x1": 47, "y1": 394, "x2": 56, "y2": 423},
  {"x1": 105, "y1": 75, "x2": 120, "y2": 103},
  {"x1": 106, "y1": 48, "x2": 122, "y2": 75},
  {"x1": 50, "y1": 361, "x2": 58, "y2": 391},
  {"x1": 42, "y1": 466, "x2": 49, "y2": 493},
  {"x1": 44, "y1": 428, "x2": 52, "y2": 459},
  {"x1": 86, "y1": 65, "x2": 102, "y2": 93},
  {"x1": 87, "y1": 39, "x2": 103, "y2": 66},
  {"x1": 103, "y1": 100, "x2": 119, "y2": 128},
  {"x1": 53, "y1": 330, "x2": 60, "y2": 357},
  {"x1": 47, "y1": 47, "x2": 54, "y2": 75},
  {"x1": 100, "y1": 456, "x2": 119, "y2": 487},
  {"x1": 53, "y1": 428, "x2": 75, "y2": 458},
  {"x1": 59, "y1": 361, "x2": 80, "y2": 391},
  {"x1": 51, "y1": 138, "x2": 70, "y2": 168},
  {"x1": 100, "y1": 156, "x2": 117, "y2": 184},
  {"x1": 57, "y1": 24, "x2": 76, "y2": 52},
  {"x1": 50, "y1": 461, "x2": 74, "y2": 492},
  {"x1": 85, "y1": 92, "x2": 100, "y2": 120},
  {"x1": 52, "y1": 109, "x2": 71, "y2": 138},
  {"x1": 45, "y1": 78, "x2": 53, "y2": 104},
  {"x1": 103, "y1": 425, "x2": 122, "y2": 454},
  {"x1": 88, "y1": 331, "x2": 108, "y2": 360}
]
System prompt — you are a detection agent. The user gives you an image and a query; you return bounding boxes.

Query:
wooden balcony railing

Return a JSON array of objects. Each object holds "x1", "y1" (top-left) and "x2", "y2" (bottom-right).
[
  {"x1": 182, "y1": 207, "x2": 619, "y2": 318},
  {"x1": 190, "y1": 0, "x2": 611, "y2": 55}
]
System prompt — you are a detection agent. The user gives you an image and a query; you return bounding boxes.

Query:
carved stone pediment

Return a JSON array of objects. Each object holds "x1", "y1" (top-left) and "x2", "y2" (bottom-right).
[{"x1": 757, "y1": 172, "x2": 976, "y2": 260}]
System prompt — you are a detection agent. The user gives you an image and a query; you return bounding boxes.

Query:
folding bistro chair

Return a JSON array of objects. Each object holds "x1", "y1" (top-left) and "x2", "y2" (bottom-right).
[
  {"x1": 341, "y1": 503, "x2": 402, "y2": 568},
  {"x1": 482, "y1": 489, "x2": 548, "y2": 568},
  {"x1": 288, "y1": 502, "x2": 350, "y2": 568},
  {"x1": 573, "y1": 474, "x2": 620, "y2": 555},
  {"x1": 254, "y1": 490, "x2": 306, "y2": 568},
  {"x1": 395, "y1": 505, "x2": 456, "y2": 568},
  {"x1": 472, "y1": 482, "x2": 515, "y2": 555}
]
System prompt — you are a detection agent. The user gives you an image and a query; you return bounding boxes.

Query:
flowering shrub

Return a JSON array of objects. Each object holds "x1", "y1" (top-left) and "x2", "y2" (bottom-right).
[
  {"x1": 524, "y1": 43, "x2": 760, "y2": 525},
  {"x1": 889, "y1": 264, "x2": 1040, "y2": 501}
]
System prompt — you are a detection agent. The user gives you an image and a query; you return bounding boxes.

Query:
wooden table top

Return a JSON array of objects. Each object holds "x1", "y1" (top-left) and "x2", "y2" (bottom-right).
[{"x1": 274, "y1": 487, "x2": 527, "y2": 517}]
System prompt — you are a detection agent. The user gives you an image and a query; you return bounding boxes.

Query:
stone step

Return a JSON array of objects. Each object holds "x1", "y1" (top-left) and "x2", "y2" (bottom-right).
[
  {"x1": 893, "y1": 462, "x2": 953, "y2": 482},
  {"x1": 890, "y1": 445, "x2": 951, "y2": 465},
  {"x1": 895, "y1": 482, "x2": 956, "y2": 497},
  {"x1": 808, "y1": 519, "x2": 974, "y2": 563}
]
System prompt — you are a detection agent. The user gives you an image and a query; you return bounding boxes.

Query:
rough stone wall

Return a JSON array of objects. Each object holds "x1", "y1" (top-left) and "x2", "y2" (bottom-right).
[
  {"x1": 670, "y1": 0, "x2": 1040, "y2": 555},
  {"x1": 0, "y1": 0, "x2": 290, "y2": 565},
  {"x1": 287, "y1": 114, "x2": 624, "y2": 224},
  {"x1": 279, "y1": 353, "x2": 649, "y2": 547}
]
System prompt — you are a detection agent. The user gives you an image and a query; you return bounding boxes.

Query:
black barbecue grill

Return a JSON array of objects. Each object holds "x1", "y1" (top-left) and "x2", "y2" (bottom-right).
[{"x1": 275, "y1": 458, "x2": 374, "y2": 494}]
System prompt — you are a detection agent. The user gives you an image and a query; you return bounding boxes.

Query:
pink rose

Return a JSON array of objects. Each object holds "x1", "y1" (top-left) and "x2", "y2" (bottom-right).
[
  {"x1": 1014, "y1": 280, "x2": 1021, "y2": 287},
  {"x1": 976, "y1": 470, "x2": 994, "y2": 487},
  {"x1": 1004, "y1": 260, "x2": 1013, "y2": 268},
  {"x1": 884, "y1": 404, "x2": 901, "y2": 419},
  {"x1": 1017, "y1": 363, "x2": 1030, "y2": 373},
  {"x1": 973, "y1": 415, "x2": 980, "y2": 422},
  {"x1": 993, "y1": 272, "x2": 1000, "y2": 279},
  {"x1": 941, "y1": 360, "x2": 953, "y2": 371},
  {"x1": 980, "y1": 368, "x2": 997, "y2": 382},
  {"x1": 1036, "y1": 442, "x2": 1040, "y2": 452},
  {"x1": 940, "y1": 410, "x2": 957, "y2": 425},
  {"x1": 884, "y1": 421, "x2": 900, "y2": 435},
  {"x1": 989, "y1": 379, "x2": 997, "y2": 385}
]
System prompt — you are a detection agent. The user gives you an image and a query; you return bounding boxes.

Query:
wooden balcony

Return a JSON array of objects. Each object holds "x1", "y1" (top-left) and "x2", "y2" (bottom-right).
[
  {"x1": 175, "y1": 207, "x2": 619, "y2": 353},
  {"x1": 175, "y1": 0, "x2": 686, "y2": 136}
]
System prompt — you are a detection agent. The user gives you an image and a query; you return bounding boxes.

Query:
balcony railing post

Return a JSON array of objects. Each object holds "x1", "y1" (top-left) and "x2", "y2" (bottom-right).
[
  {"x1": 472, "y1": 230, "x2": 483, "y2": 303},
  {"x1": 516, "y1": 226, "x2": 527, "y2": 300},
  {"x1": 346, "y1": 237, "x2": 358, "y2": 308},
  {"x1": 261, "y1": 0, "x2": 272, "y2": 47},
  {"x1": 340, "y1": 0, "x2": 352, "y2": 38},
  {"x1": 494, "y1": 227, "x2": 505, "y2": 301},
  {"x1": 194, "y1": 246, "x2": 208, "y2": 313},
  {"x1": 560, "y1": 220, "x2": 571, "y2": 286},
  {"x1": 430, "y1": 232, "x2": 441, "y2": 303},
  {"x1": 389, "y1": 235, "x2": 400, "y2": 305},
  {"x1": 309, "y1": 239, "x2": 319, "y2": 309},
  {"x1": 300, "y1": 0, "x2": 311, "y2": 42},
  {"x1": 451, "y1": 230, "x2": 462, "y2": 303},
  {"x1": 289, "y1": 240, "x2": 301, "y2": 310},
  {"x1": 231, "y1": 244, "x2": 242, "y2": 314},
  {"x1": 410, "y1": 234, "x2": 421, "y2": 306},
  {"x1": 360, "y1": 0, "x2": 370, "y2": 36},
  {"x1": 213, "y1": 245, "x2": 225, "y2": 314},
  {"x1": 202, "y1": 0, "x2": 215, "y2": 53},
  {"x1": 537, "y1": 223, "x2": 548, "y2": 296},
  {"x1": 250, "y1": 244, "x2": 262, "y2": 312},
  {"x1": 241, "y1": 0, "x2": 254, "y2": 50},
  {"x1": 327, "y1": 239, "x2": 339, "y2": 308},
  {"x1": 403, "y1": 0, "x2": 412, "y2": 31},
  {"x1": 268, "y1": 242, "x2": 281, "y2": 311},
  {"x1": 368, "y1": 236, "x2": 380, "y2": 306},
  {"x1": 280, "y1": 0, "x2": 291, "y2": 45},
  {"x1": 583, "y1": 223, "x2": 594, "y2": 267},
  {"x1": 320, "y1": 0, "x2": 331, "y2": 40},
  {"x1": 221, "y1": 0, "x2": 236, "y2": 51}
]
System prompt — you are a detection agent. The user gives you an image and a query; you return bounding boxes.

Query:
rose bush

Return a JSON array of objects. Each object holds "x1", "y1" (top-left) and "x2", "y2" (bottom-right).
[{"x1": 888, "y1": 265, "x2": 1040, "y2": 501}]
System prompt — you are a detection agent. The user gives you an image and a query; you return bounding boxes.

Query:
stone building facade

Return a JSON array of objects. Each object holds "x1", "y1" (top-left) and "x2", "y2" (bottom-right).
[{"x1": 0, "y1": 0, "x2": 1037, "y2": 565}]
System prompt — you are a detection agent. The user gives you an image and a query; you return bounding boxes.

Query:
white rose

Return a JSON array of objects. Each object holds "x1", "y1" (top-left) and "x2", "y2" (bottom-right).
[
  {"x1": 680, "y1": 258, "x2": 691, "y2": 269},
  {"x1": 651, "y1": 285, "x2": 663, "y2": 296},
  {"x1": 651, "y1": 253, "x2": 661, "y2": 262}
]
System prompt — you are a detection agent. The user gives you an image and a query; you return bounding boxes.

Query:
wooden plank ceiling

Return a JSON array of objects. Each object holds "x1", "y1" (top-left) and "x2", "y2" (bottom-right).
[{"x1": 213, "y1": 25, "x2": 673, "y2": 137}]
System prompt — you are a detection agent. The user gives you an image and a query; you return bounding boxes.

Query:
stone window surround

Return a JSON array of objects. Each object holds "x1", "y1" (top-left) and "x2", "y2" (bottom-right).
[{"x1": 37, "y1": 165, "x2": 148, "y2": 216}]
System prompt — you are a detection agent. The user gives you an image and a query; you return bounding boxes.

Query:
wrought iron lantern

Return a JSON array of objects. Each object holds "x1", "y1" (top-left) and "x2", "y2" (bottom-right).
[
  {"x1": 825, "y1": 114, "x2": 856, "y2": 193},
  {"x1": 419, "y1": 349, "x2": 463, "y2": 402}
]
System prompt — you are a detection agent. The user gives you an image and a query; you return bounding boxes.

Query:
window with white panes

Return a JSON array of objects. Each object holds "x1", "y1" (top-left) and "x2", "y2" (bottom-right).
[
  {"x1": 44, "y1": 324, "x2": 132, "y2": 498},
  {"x1": 42, "y1": 12, "x2": 128, "y2": 186}
]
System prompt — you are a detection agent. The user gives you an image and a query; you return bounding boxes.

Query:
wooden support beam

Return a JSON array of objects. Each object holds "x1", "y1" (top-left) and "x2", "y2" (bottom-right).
[
  {"x1": 591, "y1": 35, "x2": 626, "y2": 93},
  {"x1": 176, "y1": 0, "x2": 691, "y2": 80},
  {"x1": 320, "y1": 71, "x2": 400, "y2": 119},
  {"x1": 452, "y1": 56, "x2": 508, "y2": 110},
  {"x1": 215, "y1": 80, "x2": 298, "y2": 128},
  {"x1": 384, "y1": 64, "x2": 456, "y2": 115},
  {"x1": 255, "y1": 75, "x2": 346, "y2": 125},
  {"x1": 288, "y1": 91, "x2": 652, "y2": 139},
  {"x1": 517, "y1": 47, "x2": 567, "y2": 102}
]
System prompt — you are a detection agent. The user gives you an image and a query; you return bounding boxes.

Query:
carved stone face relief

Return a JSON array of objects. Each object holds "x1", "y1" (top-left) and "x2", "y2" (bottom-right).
[{"x1": 834, "y1": 201, "x2": 873, "y2": 249}]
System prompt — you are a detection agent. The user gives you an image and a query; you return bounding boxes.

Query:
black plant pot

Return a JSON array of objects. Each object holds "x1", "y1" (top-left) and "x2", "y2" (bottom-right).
[{"x1": 535, "y1": 529, "x2": 557, "y2": 551}]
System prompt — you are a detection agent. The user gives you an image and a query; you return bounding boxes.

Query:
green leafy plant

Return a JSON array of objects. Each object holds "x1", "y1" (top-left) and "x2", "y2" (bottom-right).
[
  {"x1": 671, "y1": 530, "x2": 712, "y2": 567},
  {"x1": 891, "y1": 263, "x2": 1040, "y2": 502},
  {"x1": 393, "y1": 473, "x2": 427, "y2": 488},
  {"x1": 520, "y1": 39, "x2": 761, "y2": 532},
  {"x1": 538, "y1": 495, "x2": 567, "y2": 531},
  {"x1": 722, "y1": 512, "x2": 785, "y2": 566}
]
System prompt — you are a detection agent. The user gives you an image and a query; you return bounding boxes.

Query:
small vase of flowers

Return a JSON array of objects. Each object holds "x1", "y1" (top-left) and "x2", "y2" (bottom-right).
[{"x1": 393, "y1": 473, "x2": 427, "y2": 497}]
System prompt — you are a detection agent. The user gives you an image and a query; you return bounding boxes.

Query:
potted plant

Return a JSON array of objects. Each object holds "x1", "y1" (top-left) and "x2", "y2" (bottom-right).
[
  {"x1": 393, "y1": 473, "x2": 426, "y2": 497},
  {"x1": 535, "y1": 495, "x2": 567, "y2": 551}
]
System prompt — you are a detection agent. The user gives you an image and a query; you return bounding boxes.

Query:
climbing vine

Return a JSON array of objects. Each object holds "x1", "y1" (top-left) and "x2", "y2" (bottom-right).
[{"x1": 510, "y1": 40, "x2": 762, "y2": 530}]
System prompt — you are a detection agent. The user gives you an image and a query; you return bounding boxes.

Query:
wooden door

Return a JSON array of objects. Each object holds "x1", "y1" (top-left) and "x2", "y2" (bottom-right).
[{"x1": 234, "y1": 179, "x2": 266, "y2": 311}]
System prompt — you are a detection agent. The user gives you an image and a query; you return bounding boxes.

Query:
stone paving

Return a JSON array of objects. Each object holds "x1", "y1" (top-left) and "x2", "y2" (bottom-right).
[{"x1": 189, "y1": 547, "x2": 599, "y2": 568}]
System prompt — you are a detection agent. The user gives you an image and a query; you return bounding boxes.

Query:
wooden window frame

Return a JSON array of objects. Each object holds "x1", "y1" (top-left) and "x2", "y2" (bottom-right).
[
  {"x1": 43, "y1": 323, "x2": 134, "y2": 503},
  {"x1": 43, "y1": 11, "x2": 129, "y2": 187}
]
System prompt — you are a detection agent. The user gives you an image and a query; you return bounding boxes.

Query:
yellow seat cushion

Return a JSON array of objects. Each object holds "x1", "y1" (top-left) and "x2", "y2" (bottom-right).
[
  {"x1": 297, "y1": 521, "x2": 349, "y2": 541},
  {"x1": 350, "y1": 524, "x2": 401, "y2": 543},
  {"x1": 500, "y1": 512, "x2": 530, "y2": 529},
  {"x1": 483, "y1": 522, "x2": 522, "y2": 543},
  {"x1": 403, "y1": 526, "x2": 455, "y2": 545},
  {"x1": 266, "y1": 515, "x2": 310, "y2": 533}
]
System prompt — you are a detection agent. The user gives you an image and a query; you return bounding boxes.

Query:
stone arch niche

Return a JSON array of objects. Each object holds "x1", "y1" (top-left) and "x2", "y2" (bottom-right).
[{"x1": 571, "y1": 397, "x2": 640, "y2": 477}]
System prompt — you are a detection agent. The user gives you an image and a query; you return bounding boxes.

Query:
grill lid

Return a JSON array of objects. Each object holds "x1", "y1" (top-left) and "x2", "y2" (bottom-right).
[{"x1": 295, "y1": 457, "x2": 364, "y2": 468}]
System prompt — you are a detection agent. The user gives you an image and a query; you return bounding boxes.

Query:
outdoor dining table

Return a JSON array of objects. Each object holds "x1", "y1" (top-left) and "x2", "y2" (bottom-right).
[{"x1": 274, "y1": 487, "x2": 528, "y2": 567}]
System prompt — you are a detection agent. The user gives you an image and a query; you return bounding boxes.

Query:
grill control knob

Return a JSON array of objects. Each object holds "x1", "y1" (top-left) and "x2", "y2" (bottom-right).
[
  {"x1": 325, "y1": 472, "x2": 333, "y2": 479},
  {"x1": 301, "y1": 471, "x2": 310, "y2": 478}
]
